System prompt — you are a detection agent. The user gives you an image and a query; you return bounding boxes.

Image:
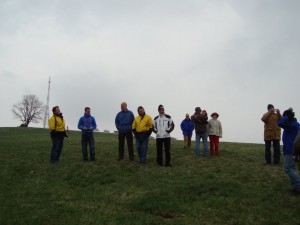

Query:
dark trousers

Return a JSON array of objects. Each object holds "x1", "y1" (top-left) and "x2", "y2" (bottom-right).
[
  {"x1": 82, "y1": 134, "x2": 95, "y2": 161},
  {"x1": 156, "y1": 138, "x2": 171, "y2": 166},
  {"x1": 50, "y1": 132, "x2": 64, "y2": 163},
  {"x1": 265, "y1": 140, "x2": 280, "y2": 164},
  {"x1": 118, "y1": 132, "x2": 134, "y2": 160}
]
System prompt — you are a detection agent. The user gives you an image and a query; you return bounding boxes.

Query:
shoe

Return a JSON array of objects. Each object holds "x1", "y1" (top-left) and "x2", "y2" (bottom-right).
[
  {"x1": 165, "y1": 164, "x2": 173, "y2": 167},
  {"x1": 118, "y1": 157, "x2": 123, "y2": 161}
]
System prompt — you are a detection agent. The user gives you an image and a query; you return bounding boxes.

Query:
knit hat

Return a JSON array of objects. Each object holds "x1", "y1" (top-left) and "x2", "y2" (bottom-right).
[
  {"x1": 158, "y1": 104, "x2": 164, "y2": 111},
  {"x1": 195, "y1": 107, "x2": 201, "y2": 112},
  {"x1": 267, "y1": 104, "x2": 274, "y2": 110},
  {"x1": 211, "y1": 112, "x2": 219, "y2": 118}
]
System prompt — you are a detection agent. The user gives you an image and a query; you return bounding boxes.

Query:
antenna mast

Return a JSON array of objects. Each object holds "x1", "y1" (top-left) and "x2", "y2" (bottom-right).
[{"x1": 43, "y1": 77, "x2": 51, "y2": 128}]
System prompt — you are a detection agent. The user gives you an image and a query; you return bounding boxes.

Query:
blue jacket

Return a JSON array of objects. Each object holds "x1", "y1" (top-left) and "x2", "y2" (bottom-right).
[
  {"x1": 115, "y1": 110, "x2": 134, "y2": 134},
  {"x1": 278, "y1": 116, "x2": 300, "y2": 155},
  {"x1": 78, "y1": 114, "x2": 97, "y2": 135},
  {"x1": 180, "y1": 119, "x2": 195, "y2": 136}
]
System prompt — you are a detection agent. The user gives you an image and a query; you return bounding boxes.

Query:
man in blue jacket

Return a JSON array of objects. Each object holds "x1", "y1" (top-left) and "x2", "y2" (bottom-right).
[
  {"x1": 115, "y1": 102, "x2": 135, "y2": 161},
  {"x1": 78, "y1": 107, "x2": 97, "y2": 161},
  {"x1": 180, "y1": 113, "x2": 195, "y2": 149},
  {"x1": 277, "y1": 108, "x2": 300, "y2": 194}
]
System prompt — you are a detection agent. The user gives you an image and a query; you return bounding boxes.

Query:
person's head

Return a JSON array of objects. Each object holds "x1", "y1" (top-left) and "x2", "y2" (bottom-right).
[
  {"x1": 267, "y1": 104, "x2": 274, "y2": 111},
  {"x1": 283, "y1": 108, "x2": 295, "y2": 121},
  {"x1": 202, "y1": 110, "x2": 207, "y2": 116},
  {"x1": 211, "y1": 112, "x2": 219, "y2": 119},
  {"x1": 85, "y1": 107, "x2": 91, "y2": 115},
  {"x1": 158, "y1": 104, "x2": 165, "y2": 115},
  {"x1": 52, "y1": 106, "x2": 60, "y2": 115},
  {"x1": 185, "y1": 113, "x2": 190, "y2": 120},
  {"x1": 195, "y1": 107, "x2": 201, "y2": 113},
  {"x1": 137, "y1": 106, "x2": 145, "y2": 116},
  {"x1": 121, "y1": 102, "x2": 127, "y2": 112}
]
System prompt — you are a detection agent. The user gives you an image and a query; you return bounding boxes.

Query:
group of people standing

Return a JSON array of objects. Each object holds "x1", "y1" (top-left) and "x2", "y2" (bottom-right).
[
  {"x1": 261, "y1": 104, "x2": 300, "y2": 194},
  {"x1": 180, "y1": 107, "x2": 222, "y2": 157},
  {"x1": 115, "y1": 103, "x2": 174, "y2": 166}
]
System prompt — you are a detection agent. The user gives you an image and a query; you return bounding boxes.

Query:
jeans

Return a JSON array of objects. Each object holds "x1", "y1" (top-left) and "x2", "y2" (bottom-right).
[
  {"x1": 50, "y1": 132, "x2": 64, "y2": 163},
  {"x1": 265, "y1": 140, "x2": 281, "y2": 164},
  {"x1": 284, "y1": 154, "x2": 300, "y2": 190},
  {"x1": 195, "y1": 133, "x2": 208, "y2": 156},
  {"x1": 118, "y1": 132, "x2": 134, "y2": 160},
  {"x1": 156, "y1": 138, "x2": 171, "y2": 166},
  {"x1": 136, "y1": 137, "x2": 149, "y2": 163},
  {"x1": 82, "y1": 134, "x2": 95, "y2": 160}
]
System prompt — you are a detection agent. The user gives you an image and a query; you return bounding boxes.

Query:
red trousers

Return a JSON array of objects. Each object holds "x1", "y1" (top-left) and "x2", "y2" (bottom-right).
[{"x1": 209, "y1": 135, "x2": 220, "y2": 156}]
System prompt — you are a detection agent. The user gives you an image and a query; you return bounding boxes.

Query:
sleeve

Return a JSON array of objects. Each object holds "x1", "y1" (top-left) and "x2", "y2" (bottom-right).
[
  {"x1": 78, "y1": 117, "x2": 83, "y2": 130},
  {"x1": 180, "y1": 121, "x2": 184, "y2": 131},
  {"x1": 152, "y1": 119, "x2": 157, "y2": 133},
  {"x1": 93, "y1": 117, "x2": 97, "y2": 130},
  {"x1": 261, "y1": 112, "x2": 271, "y2": 123},
  {"x1": 219, "y1": 121, "x2": 223, "y2": 138},
  {"x1": 277, "y1": 116, "x2": 289, "y2": 129},
  {"x1": 48, "y1": 116, "x2": 55, "y2": 131},
  {"x1": 115, "y1": 114, "x2": 119, "y2": 131},
  {"x1": 166, "y1": 118, "x2": 175, "y2": 133}
]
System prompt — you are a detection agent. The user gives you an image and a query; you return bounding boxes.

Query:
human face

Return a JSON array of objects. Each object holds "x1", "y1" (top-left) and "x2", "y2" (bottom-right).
[
  {"x1": 159, "y1": 108, "x2": 165, "y2": 115},
  {"x1": 138, "y1": 108, "x2": 145, "y2": 116},
  {"x1": 54, "y1": 107, "x2": 61, "y2": 115},
  {"x1": 121, "y1": 102, "x2": 127, "y2": 111},
  {"x1": 85, "y1": 108, "x2": 91, "y2": 115}
]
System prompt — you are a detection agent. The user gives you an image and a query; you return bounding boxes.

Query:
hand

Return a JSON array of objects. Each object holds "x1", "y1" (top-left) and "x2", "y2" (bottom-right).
[
  {"x1": 89, "y1": 127, "x2": 93, "y2": 131},
  {"x1": 83, "y1": 127, "x2": 87, "y2": 130}
]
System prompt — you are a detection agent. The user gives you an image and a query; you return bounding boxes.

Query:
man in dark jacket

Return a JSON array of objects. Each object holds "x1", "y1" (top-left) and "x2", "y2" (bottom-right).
[
  {"x1": 191, "y1": 107, "x2": 208, "y2": 157},
  {"x1": 78, "y1": 107, "x2": 97, "y2": 161},
  {"x1": 115, "y1": 102, "x2": 135, "y2": 161},
  {"x1": 278, "y1": 108, "x2": 300, "y2": 194}
]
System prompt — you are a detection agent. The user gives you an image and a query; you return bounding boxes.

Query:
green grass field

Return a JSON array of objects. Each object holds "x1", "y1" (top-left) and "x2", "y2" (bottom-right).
[{"x1": 0, "y1": 127, "x2": 299, "y2": 225}]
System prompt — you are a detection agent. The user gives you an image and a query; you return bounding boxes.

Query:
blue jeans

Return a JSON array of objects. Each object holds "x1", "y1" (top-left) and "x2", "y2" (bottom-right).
[
  {"x1": 136, "y1": 137, "x2": 149, "y2": 163},
  {"x1": 82, "y1": 134, "x2": 95, "y2": 160},
  {"x1": 195, "y1": 133, "x2": 208, "y2": 156},
  {"x1": 284, "y1": 154, "x2": 300, "y2": 190}
]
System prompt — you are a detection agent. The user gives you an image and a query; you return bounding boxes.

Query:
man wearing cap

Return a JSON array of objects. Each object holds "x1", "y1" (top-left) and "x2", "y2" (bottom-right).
[
  {"x1": 180, "y1": 113, "x2": 195, "y2": 149},
  {"x1": 153, "y1": 105, "x2": 175, "y2": 166},
  {"x1": 191, "y1": 107, "x2": 209, "y2": 157},
  {"x1": 261, "y1": 104, "x2": 282, "y2": 165}
]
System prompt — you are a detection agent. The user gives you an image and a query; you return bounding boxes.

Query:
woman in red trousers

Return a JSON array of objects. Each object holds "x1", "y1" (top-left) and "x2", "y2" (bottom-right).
[{"x1": 208, "y1": 112, "x2": 222, "y2": 156}]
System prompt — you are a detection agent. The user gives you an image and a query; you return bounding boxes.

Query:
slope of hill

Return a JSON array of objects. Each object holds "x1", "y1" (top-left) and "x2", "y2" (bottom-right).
[{"x1": 0, "y1": 127, "x2": 299, "y2": 225}]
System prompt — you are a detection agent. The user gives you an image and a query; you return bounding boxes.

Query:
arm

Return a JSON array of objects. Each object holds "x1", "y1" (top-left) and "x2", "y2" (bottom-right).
[
  {"x1": 166, "y1": 119, "x2": 175, "y2": 133},
  {"x1": 277, "y1": 116, "x2": 290, "y2": 129},
  {"x1": 77, "y1": 117, "x2": 83, "y2": 130},
  {"x1": 92, "y1": 117, "x2": 97, "y2": 130},
  {"x1": 219, "y1": 121, "x2": 223, "y2": 138},
  {"x1": 261, "y1": 111, "x2": 272, "y2": 123},
  {"x1": 48, "y1": 116, "x2": 55, "y2": 131}
]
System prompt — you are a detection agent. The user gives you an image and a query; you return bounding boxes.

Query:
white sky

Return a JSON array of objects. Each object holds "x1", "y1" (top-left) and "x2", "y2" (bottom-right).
[{"x1": 1, "y1": 0, "x2": 300, "y2": 143}]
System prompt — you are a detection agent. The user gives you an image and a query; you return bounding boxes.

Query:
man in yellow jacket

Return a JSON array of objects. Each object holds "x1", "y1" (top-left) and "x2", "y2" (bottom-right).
[
  {"x1": 48, "y1": 106, "x2": 67, "y2": 163},
  {"x1": 132, "y1": 106, "x2": 153, "y2": 164}
]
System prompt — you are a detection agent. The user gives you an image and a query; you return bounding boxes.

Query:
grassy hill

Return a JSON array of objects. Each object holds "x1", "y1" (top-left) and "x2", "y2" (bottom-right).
[{"x1": 0, "y1": 127, "x2": 299, "y2": 225}]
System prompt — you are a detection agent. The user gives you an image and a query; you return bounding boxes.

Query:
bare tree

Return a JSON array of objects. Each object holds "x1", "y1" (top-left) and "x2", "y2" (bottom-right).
[{"x1": 12, "y1": 94, "x2": 45, "y2": 127}]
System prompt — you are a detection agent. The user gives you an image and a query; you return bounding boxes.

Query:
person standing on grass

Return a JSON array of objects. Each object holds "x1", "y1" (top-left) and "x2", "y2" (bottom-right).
[
  {"x1": 180, "y1": 113, "x2": 194, "y2": 149},
  {"x1": 132, "y1": 106, "x2": 153, "y2": 164},
  {"x1": 78, "y1": 107, "x2": 97, "y2": 161},
  {"x1": 191, "y1": 107, "x2": 209, "y2": 157},
  {"x1": 277, "y1": 108, "x2": 300, "y2": 194},
  {"x1": 261, "y1": 104, "x2": 282, "y2": 165},
  {"x1": 115, "y1": 102, "x2": 135, "y2": 161},
  {"x1": 208, "y1": 112, "x2": 222, "y2": 156},
  {"x1": 153, "y1": 105, "x2": 175, "y2": 167},
  {"x1": 48, "y1": 106, "x2": 67, "y2": 163}
]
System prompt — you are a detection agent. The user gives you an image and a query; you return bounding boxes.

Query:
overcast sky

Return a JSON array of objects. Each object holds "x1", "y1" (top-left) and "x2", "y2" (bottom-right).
[{"x1": 1, "y1": 0, "x2": 300, "y2": 143}]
